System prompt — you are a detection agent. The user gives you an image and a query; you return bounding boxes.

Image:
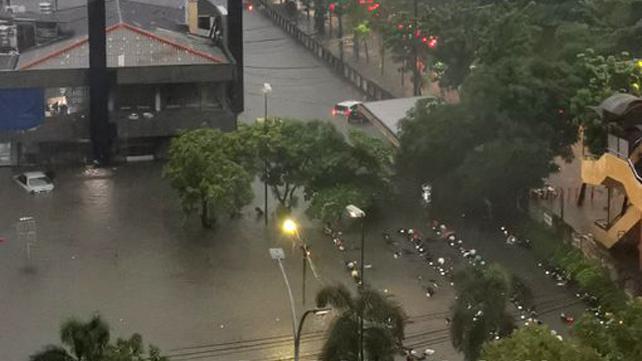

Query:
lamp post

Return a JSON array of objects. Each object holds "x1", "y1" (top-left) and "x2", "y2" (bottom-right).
[
  {"x1": 282, "y1": 218, "x2": 310, "y2": 306},
  {"x1": 412, "y1": 0, "x2": 420, "y2": 96},
  {"x1": 345, "y1": 204, "x2": 366, "y2": 361},
  {"x1": 269, "y1": 248, "x2": 330, "y2": 361},
  {"x1": 294, "y1": 308, "x2": 330, "y2": 361},
  {"x1": 261, "y1": 83, "x2": 272, "y2": 227}
]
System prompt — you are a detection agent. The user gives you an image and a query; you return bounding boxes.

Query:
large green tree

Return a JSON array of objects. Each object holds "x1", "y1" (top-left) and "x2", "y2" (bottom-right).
[
  {"x1": 316, "y1": 284, "x2": 406, "y2": 361},
  {"x1": 30, "y1": 315, "x2": 166, "y2": 361},
  {"x1": 575, "y1": 301, "x2": 642, "y2": 361},
  {"x1": 236, "y1": 119, "x2": 348, "y2": 211},
  {"x1": 164, "y1": 129, "x2": 253, "y2": 228},
  {"x1": 481, "y1": 324, "x2": 602, "y2": 361},
  {"x1": 570, "y1": 49, "x2": 642, "y2": 154},
  {"x1": 450, "y1": 264, "x2": 515, "y2": 361},
  {"x1": 396, "y1": 4, "x2": 583, "y2": 217}
]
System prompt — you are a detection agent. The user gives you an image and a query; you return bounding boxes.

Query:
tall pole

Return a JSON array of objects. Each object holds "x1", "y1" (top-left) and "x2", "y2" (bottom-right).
[
  {"x1": 276, "y1": 258, "x2": 298, "y2": 360},
  {"x1": 412, "y1": 0, "x2": 420, "y2": 96},
  {"x1": 87, "y1": 0, "x2": 111, "y2": 164},
  {"x1": 359, "y1": 219, "x2": 365, "y2": 361},
  {"x1": 302, "y1": 245, "x2": 307, "y2": 305},
  {"x1": 264, "y1": 94, "x2": 269, "y2": 226},
  {"x1": 228, "y1": 0, "x2": 244, "y2": 113},
  {"x1": 295, "y1": 309, "x2": 323, "y2": 361}
]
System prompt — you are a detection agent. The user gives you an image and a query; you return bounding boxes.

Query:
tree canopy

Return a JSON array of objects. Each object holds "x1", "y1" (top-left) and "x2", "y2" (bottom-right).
[
  {"x1": 450, "y1": 264, "x2": 515, "y2": 361},
  {"x1": 164, "y1": 128, "x2": 253, "y2": 228},
  {"x1": 574, "y1": 301, "x2": 642, "y2": 361},
  {"x1": 481, "y1": 324, "x2": 602, "y2": 361},
  {"x1": 316, "y1": 284, "x2": 406, "y2": 361},
  {"x1": 30, "y1": 315, "x2": 167, "y2": 361}
]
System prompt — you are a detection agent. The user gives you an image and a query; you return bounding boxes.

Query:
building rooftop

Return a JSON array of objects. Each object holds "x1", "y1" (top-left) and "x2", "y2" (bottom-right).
[
  {"x1": 6, "y1": 0, "x2": 229, "y2": 70},
  {"x1": 361, "y1": 96, "x2": 432, "y2": 136}
]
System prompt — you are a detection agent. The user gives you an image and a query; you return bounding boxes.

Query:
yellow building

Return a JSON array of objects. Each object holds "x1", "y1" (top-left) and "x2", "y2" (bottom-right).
[{"x1": 581, "y1": 93, "x2": 642, "y2": 271}]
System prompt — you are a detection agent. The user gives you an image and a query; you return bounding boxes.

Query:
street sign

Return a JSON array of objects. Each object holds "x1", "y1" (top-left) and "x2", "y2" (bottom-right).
[
  {"x1": 269, "y1": 248, "x2": 285, "y2": 260},
  {"x1": 16, "y1": 216, "x2": 37, "y2": 262},
  {"x1": 17, "y1": 217, "x2": 37, "y2": 244}
]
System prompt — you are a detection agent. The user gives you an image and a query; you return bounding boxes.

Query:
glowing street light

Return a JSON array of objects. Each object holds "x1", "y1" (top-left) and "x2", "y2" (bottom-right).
[
  {"x1": 281, "y1": 217, "x2": 311, "y2": 306},
  {"x1": 282, "y1": 218, "x2": 298, "y2": 235}
]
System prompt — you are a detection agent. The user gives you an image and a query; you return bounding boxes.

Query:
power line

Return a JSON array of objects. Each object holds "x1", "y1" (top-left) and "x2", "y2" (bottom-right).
[{"x1": 245, "y1": 64, "x2": 323, "y2": 70}]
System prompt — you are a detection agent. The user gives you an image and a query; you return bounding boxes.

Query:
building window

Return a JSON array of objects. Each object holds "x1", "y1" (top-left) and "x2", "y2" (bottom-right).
[
  {"x1": 116, "y1": 85, "x2": 155, "y2": 111},
  {"x1": 162, "y1": 83, "x2": 200, "y2": 109}
]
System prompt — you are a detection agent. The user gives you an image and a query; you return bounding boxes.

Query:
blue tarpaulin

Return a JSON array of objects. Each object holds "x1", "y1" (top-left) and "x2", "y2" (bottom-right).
[{"x1": 0, "y1": 88, "x2": 44, "y2": 131}]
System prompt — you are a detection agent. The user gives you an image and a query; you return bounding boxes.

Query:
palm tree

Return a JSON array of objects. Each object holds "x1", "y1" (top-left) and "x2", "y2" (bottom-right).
[
  {"x1": 450, "y1": 264, "x2": 515, "y2": 361},
  {"x1": 31, "y1": 315, "x2": 110, "y2": 361},
  {"x1": 316, "y1": 284, "x2": 406, "y2": 361}
]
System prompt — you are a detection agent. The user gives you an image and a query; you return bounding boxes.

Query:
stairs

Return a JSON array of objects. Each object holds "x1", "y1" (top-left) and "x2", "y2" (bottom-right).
[
  {"x1": 591, "y1": 206, "x2": 641, "y2": 249},
  {"x1": 582, "y1": 153, "x2": 642, "y2": 248}
]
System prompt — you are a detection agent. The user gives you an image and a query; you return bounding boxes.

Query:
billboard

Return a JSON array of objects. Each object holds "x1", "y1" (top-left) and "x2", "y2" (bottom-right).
[{"x1": 0, "y1": 88, "x2": 44, "y2": 130}]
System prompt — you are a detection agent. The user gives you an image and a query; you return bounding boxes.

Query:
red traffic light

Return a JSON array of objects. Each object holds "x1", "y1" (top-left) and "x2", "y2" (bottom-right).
[{"x1": 428, "y1": 38, "x2": 438, "y2": 48}]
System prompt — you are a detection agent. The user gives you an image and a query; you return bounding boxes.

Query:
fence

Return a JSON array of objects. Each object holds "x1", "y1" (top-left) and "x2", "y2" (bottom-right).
[{"x1": 255, "y1": 0, "x2": 394, "y2": 101}]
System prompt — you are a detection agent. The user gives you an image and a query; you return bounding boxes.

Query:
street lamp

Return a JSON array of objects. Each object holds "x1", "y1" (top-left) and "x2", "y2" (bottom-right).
[
  {"x1": 269, "y1": 248, "x2": 330, "y2": 361},
  {"x1": 282, "y1": 217, "x2": 311, "y2": 306},
  {"x1": 294, "y1": 308, "x2": 331, "y2": 361},
  {"x1": 345, "y1": 204, "x2": 366, "y2": 361},
  {"x1": 261, "y1": 83, "x2": 272, "y2": 226}
]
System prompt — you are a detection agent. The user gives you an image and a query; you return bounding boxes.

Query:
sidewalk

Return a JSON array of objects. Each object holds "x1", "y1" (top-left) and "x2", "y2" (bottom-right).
[{"x1": 269, "y1": 2, "x2": 459, "y2": 102}]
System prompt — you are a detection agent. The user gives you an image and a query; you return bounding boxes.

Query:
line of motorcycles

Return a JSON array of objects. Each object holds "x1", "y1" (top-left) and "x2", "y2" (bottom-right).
[
  {"x1": 323, "y1": 223, "x2": 346, "y2": 252},
  {"x1": 498, "y1": 225, "x2": 615, "y2": 327}
]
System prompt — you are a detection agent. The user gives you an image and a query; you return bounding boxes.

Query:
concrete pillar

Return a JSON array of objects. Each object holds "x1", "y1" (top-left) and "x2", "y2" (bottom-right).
[
  {"x1": 155, "y1": 87, "x2": 161, "y2": 112},
  {"x1": 200, "y1": 83, "x2": 207, "y2": 109},
  {"x1": 639, "y1": 231, "x2": 642, "y2": 271},
  {"x1": 107, "y1": 90, "x2": 114, "y2": 112},
  {"x1": 186, "y1": 0, "x2": 199, "y2": 35}
]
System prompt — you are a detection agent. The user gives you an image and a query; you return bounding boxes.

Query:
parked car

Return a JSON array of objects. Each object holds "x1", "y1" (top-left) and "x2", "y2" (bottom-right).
[{"x1": 13, "y1": 171, "x2": 54, "y2": 193}]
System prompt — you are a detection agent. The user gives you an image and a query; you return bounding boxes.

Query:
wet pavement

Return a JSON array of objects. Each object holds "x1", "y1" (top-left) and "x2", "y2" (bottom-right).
[
  {"x1": 0, "y1": 163, "x2": 461, "y2": 361},
  {"x1": 0, "y1": 160, "x2": 589, "y2": 361}
]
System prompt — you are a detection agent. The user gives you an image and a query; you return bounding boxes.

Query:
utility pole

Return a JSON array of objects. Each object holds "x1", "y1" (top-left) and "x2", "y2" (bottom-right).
[
  {"x1": 412, "y1": 0, "x2": 420, "y2": 96},
  {"x1": 87, "y1": 0, "x2": 111, "y2": 164}
]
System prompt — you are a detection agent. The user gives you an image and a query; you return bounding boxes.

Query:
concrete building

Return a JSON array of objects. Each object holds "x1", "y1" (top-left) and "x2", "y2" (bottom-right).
[{"x1": 0, "y1": 0, "x2": 242, "y2": 165}]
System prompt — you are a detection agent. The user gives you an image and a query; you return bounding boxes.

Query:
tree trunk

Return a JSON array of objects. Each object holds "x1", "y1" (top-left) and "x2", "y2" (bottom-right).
[
  {"x1": 354, "y1": 33, "x2": 360, "y2": 61},
  {"x1": 201, "y1": 199, "x2": 212, "y2": 228},
  {"x1": 364, "y1": 37, "x2": 369, "y2": 63},
  {"x1": 286, "y1": 185, "x2": 298, "y2": 209},
  {"x1": 338, "y1": 15, "x2": 343, "y2": 39},
  {"x1": 379, "y1": 36, "x2": 385, "y2": 75}
]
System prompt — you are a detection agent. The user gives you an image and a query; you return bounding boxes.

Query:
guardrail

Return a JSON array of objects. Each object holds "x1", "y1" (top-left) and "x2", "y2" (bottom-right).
[{"x1": 255, "y1": 0, "x2": 394, "y2": 101}]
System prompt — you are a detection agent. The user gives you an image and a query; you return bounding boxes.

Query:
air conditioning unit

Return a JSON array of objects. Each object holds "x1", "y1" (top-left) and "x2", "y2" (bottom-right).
[{"x1": 5, "y1": 5, "x2": 27, "y2": 14}]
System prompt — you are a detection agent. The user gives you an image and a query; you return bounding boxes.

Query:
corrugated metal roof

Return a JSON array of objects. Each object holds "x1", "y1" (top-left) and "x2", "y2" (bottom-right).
[
  {"x1": 19, "y1": 22, "x2": 225, "y2": 69},
  {"x1": 361, "y1": 96, "x2": 430, "y2": 136},
  {"x1": 14, "y1": 0, "x2": 229, "y2": 70}
]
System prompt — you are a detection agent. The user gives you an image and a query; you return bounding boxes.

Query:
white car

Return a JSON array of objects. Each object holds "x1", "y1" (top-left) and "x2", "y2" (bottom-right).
[
  {"x1": 332, "y1": 100, "x2": 361, "y2": 117},
  {"x1": 13, "y1": 171, "x2": 54, "y2": 193}
]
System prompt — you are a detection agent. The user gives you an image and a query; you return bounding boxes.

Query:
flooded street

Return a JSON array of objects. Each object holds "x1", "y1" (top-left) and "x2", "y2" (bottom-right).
[{"x1": 0, "y1": 163, "x2": 458, "y2": 361}]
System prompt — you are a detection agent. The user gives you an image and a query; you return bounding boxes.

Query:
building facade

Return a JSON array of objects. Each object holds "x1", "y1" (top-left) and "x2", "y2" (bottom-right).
[{"x1": 0, "y1": 0, "x2": 242, "y2": 165}]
